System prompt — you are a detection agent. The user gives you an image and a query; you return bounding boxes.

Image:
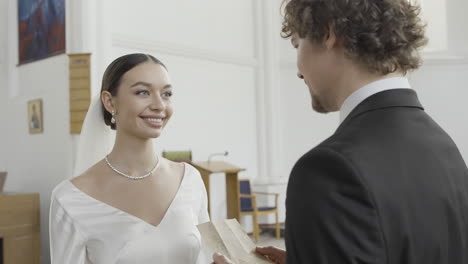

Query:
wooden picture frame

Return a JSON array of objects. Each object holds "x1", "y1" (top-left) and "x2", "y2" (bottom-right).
[{"x1": 27, "y1": 99, "x2": 43, "y2": 134}]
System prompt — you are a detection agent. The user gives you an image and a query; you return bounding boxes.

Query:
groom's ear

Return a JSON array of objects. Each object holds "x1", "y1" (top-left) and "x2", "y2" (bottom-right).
[{"x1": 101, "y1": 91, "x2": 116, "y2": 114}]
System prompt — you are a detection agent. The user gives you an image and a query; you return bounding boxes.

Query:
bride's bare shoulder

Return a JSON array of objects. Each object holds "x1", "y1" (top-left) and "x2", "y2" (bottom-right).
[{"x1": 70, "y1": 160, "x2": 107, "y2": 191}]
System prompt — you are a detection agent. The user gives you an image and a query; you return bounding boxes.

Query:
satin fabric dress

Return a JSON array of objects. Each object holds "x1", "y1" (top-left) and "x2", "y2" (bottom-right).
[{"x1": 49, "y1": 163, "x2": 209, "y2": 264}]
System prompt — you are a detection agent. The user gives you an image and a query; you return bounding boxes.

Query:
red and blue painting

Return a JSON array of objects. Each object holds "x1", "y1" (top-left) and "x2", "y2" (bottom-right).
[{"x1": 18, "y1": 0, "x2": 65, "y2": 65}]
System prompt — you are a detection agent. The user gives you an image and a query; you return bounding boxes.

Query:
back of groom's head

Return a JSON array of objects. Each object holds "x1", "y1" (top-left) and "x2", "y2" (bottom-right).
[{"x1": 281, "y1": 0, "x2": 428, "y2": 75}]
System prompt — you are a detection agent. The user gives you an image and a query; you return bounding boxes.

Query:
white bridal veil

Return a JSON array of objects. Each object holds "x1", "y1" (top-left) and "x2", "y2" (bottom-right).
[{"x1": 72, "y1": 95, "x2": 116, "y2": 177}]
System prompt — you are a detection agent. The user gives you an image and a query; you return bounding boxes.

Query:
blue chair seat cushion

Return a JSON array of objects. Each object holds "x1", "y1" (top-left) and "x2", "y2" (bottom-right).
[{"x1": 241, "y1": 206, "x2": 276, "y2": 212}]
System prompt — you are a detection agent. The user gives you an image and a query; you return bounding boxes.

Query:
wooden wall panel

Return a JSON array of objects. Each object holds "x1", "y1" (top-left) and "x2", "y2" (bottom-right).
[
  {"x1": 68, "y1": 53, "x2": 91, "y2": 134},
  {"x1": 0, "y1": 193, "x2": 40, "y2": 264}
]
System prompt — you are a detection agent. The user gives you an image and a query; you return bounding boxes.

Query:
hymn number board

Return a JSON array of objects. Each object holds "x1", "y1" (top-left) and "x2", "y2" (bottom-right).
[{"x1": 69, "y1": 53, "x2": 91, "y2": 134}]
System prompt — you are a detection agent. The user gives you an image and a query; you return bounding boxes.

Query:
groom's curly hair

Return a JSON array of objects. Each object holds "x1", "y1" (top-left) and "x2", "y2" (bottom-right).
[
  {"x1": 281, "y1": 0, "x2": 428, "y2": 74},
  {"x1": 100, "y1": 53, "x2": 166, "y2": 130}
]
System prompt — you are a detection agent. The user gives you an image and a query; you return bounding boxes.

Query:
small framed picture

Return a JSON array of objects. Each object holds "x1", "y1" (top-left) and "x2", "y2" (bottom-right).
[{"x1": 28, "y1": 99, "x2": 43, "y2": 134}]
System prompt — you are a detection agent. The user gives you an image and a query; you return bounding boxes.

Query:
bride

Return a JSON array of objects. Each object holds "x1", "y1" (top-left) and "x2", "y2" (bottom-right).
[{"x1": 49, "y1": 53, "x2": 209, "y2": 263}]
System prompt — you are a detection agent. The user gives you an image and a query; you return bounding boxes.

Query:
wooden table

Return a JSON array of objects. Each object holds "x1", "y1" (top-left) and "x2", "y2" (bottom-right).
[
  {"x1": 190, "y1": 161, "x2": 245, "y2": 221},
  {"x1": 0, "y1": 192, "x2": 40, "y2": 264}
]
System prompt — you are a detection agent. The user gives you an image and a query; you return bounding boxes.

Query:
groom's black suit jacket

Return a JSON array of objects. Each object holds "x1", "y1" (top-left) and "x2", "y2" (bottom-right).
[{"x1": 285, "y1": 89, "x2": 468, "y2": 263}]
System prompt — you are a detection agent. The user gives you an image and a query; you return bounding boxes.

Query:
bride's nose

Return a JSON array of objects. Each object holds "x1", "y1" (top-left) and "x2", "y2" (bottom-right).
[{"x1": 149, "y1": 93, "x2": 165, "y2": 111}]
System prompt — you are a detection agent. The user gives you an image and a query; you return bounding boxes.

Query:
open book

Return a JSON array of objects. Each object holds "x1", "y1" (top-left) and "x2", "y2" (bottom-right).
[{"x1": 197, "y1": 219, "x2": 272, "y2": 264}]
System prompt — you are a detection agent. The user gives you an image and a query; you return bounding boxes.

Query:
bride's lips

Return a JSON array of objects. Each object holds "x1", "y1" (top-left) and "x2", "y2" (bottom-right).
[{"x1": 140, "y1": 115, "x2": 165, "y2": 128}]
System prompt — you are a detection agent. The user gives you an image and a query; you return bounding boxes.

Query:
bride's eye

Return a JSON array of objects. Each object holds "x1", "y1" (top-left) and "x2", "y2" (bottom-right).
[
  {"x1": 162, "y1": 91, "x2": 173, "y2": 98},
  {"x1": 136, "y1": 90, "x2": 150, "y2": 96}
]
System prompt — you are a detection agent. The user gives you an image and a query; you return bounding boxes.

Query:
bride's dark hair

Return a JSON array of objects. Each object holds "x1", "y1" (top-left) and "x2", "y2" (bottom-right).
[{"x1": 100, "y1": 53, "x2": 166, "y2": 130}]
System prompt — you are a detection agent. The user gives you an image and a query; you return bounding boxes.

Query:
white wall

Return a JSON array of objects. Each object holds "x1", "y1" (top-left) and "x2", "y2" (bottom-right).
[
  {"x1": 278, "y1": 66, "x2": 339, "y2": 178},
  {"x1": 420, "y1": 1, "x2": 448, "y2": 52},
  {"x1": 446, "y1": 0, "x2": 468, "y2": 54},
  {"x1": 421, "y1": 0, "x2": 468, "y2": 54},
  {"x1": 410, "y1": 59, "x2": 468, "y2": 161},
  {"x1": 0, "y1": 0, "x2": 7, "y2": 172},
  {"x1": 1, "y1": 1, "x2": 74, "y2": 263},
  {"x1": 3, "y1": 56, "x2": 73, "y2": 264},
  {"x1": 109, "y1": 0, "x2": 255, "y2": 59}
]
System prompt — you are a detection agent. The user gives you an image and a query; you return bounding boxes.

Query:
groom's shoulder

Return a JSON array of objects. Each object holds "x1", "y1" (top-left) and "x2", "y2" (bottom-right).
[
  {"x1": 295, "y1": 134, "x2": 353, "y2": 167},
  {"x1": 289, "y1": 139, "x2": 360, "y2": 189}
]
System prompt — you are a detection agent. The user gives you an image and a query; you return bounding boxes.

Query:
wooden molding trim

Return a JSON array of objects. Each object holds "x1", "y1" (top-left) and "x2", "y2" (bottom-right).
[{"x1": 112, "y1": 34, "x2": 258, "y2": 68}]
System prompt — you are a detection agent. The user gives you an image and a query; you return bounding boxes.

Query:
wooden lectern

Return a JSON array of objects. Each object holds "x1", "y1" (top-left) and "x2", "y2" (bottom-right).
[
  {"x1": 190, "y1": 161, "x2": 245, "y2": 221},
  {"x1": 0, "y1": 192, "x2": 40, "y2": 264}
]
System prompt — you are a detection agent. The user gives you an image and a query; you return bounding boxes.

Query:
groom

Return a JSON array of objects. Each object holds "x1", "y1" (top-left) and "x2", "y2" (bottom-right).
[{"x1": 214, "y1": 0, "x2": 468, "y2": 263}]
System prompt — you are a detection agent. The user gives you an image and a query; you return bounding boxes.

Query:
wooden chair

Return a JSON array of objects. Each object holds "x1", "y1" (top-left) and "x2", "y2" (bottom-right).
[
  {"x1": 0, "y1": 171, "x2": 7, "y2": 192},
  {"x1": 161, "y1": 150, "x2": 192, "y2": 162},
  {"x1": 238, "y1": 179, "x2": 280, "y2": 241}
]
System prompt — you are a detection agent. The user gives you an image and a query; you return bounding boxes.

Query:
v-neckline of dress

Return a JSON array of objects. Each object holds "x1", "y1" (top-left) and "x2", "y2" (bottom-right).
[{"x1": 66, "y1": 163, "x2": 188, "y2": 229}]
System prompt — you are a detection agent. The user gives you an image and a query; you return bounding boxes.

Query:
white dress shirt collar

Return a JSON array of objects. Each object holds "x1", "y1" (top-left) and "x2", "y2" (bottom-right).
[{"x1": 339, "y1": 77, "x2": 411, "y2": 123}]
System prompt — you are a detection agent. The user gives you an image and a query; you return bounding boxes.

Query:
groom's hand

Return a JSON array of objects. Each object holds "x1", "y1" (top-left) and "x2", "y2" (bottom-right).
[
  {"x1": 211, "y1": 252, "x2": 233, "y2": 264},
  {"x1": 256, "y1": 246, "x2": 286, "y2": 264}
]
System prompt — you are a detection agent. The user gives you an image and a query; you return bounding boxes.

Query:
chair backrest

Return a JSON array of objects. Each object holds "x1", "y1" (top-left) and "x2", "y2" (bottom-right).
[
  {"x1": 161, "y1": 150, "x2": 192, "y2": 162},
  {"x1": 0, "y1": 172, "x2": 7, "y2": 192},
  {"x1": 239, "y1": 179, "x2": 252, "y2": 211}
]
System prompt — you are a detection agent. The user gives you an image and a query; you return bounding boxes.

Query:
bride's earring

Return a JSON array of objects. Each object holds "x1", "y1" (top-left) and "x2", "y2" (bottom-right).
[{"x1": 111, "y1": 111, "x2": 116, "y2": 124}]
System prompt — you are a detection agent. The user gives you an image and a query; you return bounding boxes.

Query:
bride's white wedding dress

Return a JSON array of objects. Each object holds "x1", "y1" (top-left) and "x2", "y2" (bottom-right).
[{"x1": 49, "y1": 163, "x2": 209, "y2": 264}]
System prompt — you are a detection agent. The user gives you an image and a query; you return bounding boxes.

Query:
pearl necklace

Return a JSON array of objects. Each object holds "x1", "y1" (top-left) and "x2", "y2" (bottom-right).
[{"x1": 104, "y1": 155, "x2": 160, "y2": 180}]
